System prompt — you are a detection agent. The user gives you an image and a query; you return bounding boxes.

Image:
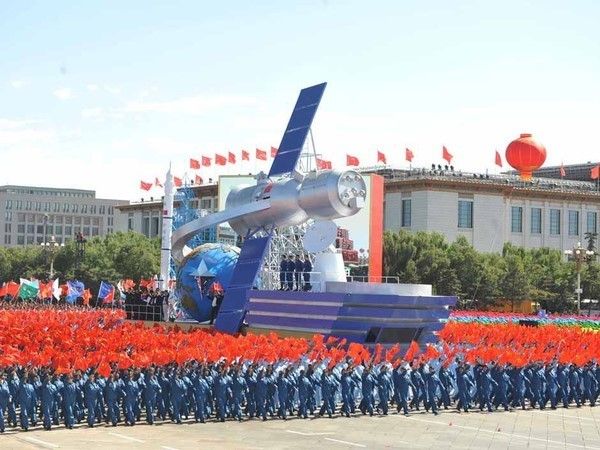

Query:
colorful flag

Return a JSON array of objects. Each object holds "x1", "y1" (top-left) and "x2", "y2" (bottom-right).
[
  {"x1": 66, "y1": 280, "x2": 85, "y2": 304},
  {"x1": 174, "y1": 176, "x2": 183, "y2": 187},
  {"x1": 195, "y1": 174, "x2": 203, "y2": 185},
  {"x1": 190, "y1": 158, "x2": 200, "y2": 169},
  {"x1": 39, "y1": 281, "x2": 53, "y2": 298},
  {"x1": 442, "y1": 146, "x2": 453, "y2": 164},
  {"x1": 140, "y1": 180, "x2": 152, "y2": 191},
  {"x1": 82, "y1": 289, "x2": 92, "y2": 306},
  {"x1": 6, "y1": 281, "x2": 19, "y2": 297},
  {"x1": 201, "y1": 156, "x2": 211, "y2": 166},
  {"x1": 377, "y1": 150, "x2": 387, "y2": 164},
  {"x1": 228, "y1": 151, "x2": 236, "y2": 164},
  {"x1": 98, "y1": 281, "x2": 115, "y2": 304},
  {"x1": 52, "y1": 278, "x2": 61, "y2": 300},
  {"x1": 591, "y1": 165, "x2": 600, "y2": 180},
  {"x1": 241, "y1": 149, "x2": 250, "y2": 161},
  {"x1": 405, "y1": 148, "x2": 414, "y2": 162},
  {"x1": 155, "y1": 177, "x2": 163, "y2": 188},
  {"x1": 495, "y1": 150, "x2": 503, "y2": 167},
  {"x1": 256, "y1": 148, "x2": 267, "y2": 161},
  {"x1": 215, "y1": 154, "x2": 227, "y2": 165},
  {"x1": 19, "y1": 278, "x2": 39, "y2": 299},
  {"x1": 123, "y1": 279, "x2": 135, "y2": 291},
  {"x1": 271, "y1": 146, "x2": 278, "y2": 157},
  {"x1": 346, "y1": 154, "x2": 359, "y2": 166}
]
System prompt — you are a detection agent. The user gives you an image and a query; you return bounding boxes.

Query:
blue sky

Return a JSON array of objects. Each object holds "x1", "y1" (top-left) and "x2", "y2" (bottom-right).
[{"x1": 1, "y1": 0, "x2": 599, "y2": 199}]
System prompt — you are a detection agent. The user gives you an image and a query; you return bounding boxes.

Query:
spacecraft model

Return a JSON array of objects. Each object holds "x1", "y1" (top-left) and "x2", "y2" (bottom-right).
[{"x1": 171, "y1": 83, "x2": 455, "y2": 348}]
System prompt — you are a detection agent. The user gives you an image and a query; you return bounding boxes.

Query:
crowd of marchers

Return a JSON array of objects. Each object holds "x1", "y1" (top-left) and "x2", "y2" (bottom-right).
[{"x1": 1, "y1": 357, "x2": 598, "y2": 433}]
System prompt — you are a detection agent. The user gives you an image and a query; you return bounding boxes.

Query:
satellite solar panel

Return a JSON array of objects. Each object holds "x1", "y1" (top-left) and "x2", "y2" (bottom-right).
[
  {"x1": 268, "y1": 82, "x2": 326, "y2": 177},
  {"x1": 214, "y1": 235, "x2": 272, "y2": 333}
]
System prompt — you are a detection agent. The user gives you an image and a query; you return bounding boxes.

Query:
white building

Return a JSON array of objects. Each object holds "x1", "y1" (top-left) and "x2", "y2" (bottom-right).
[
  {"x1": 0, "y1": 185, "x2": 127, "y2": 247},
  {"x1": 382, "y1": 169, "x2": 600, "y2": 253}
]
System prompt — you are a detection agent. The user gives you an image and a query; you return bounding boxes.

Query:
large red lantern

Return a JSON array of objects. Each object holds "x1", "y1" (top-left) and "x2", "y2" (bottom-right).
[{"x1": 505, "y1": 133, "x2": 547, "y2": 181}]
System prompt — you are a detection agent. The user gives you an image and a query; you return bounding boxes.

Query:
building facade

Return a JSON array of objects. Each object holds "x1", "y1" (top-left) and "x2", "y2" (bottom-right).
[
  {"x1": 115, "y1": 184, "x2": 219, "y2": 238},
  {"x1": 0, "y1": 185, "x2": 128, "y2": 247},
  {"x1": 383, "y1": 170, "x2": 600, "y2": 253}
]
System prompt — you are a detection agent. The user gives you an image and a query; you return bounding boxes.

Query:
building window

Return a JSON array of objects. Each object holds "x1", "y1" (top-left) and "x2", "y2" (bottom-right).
[
  {"x1": 17, "y1": 224, "x2": 25, "y2": 233},
  {"x1": 142, "y1": 217, "x2": 150, "y2": 237},
  {"x1": 4, "y1": 223, "x2": 11, "y2": 233},
  {"x1": 531, "y1": 208, "x2": 542, "y2": 234},
  {"x1": 55, "y1": 225, "x2": 63, "y2": 235},
  {"x1": 151, "y1": 217, "x2": 160, "y2": 237},
  {"x1": 65, "y1": 226, "x2": 72, "y2": 236},
  {"x1": 17, "y1": 235, "x2": 24, "y2": 245},
  {"x1": 568, "y1": 211, "x2": 580, "y2": 236},
  {"x1": 587, "y1": 212, "x2": 598, "y2": 234},
  {"x1": 27, "y1": 224, "x2": 34, "y2": 234},
  {"x1": 73, "y1": 204, "x2": 78, "y2": 213},
  {"x1": 4, "y1": 211, "x2": 12, "y2": 221},
  {"x1": 550, "y1": 209, "x2": 561, "y2": 235},
  {"x1": 92, "y1": 227, "x2": 99, "y2": 236},
  {"x1": 401, "y1": 199, "x2": 411, "y2": 227},
  {"x1": 511, "y1": 206, "x2": 523, "y2": 233},
  {"x1": 26, "y1": 235, "x2": 34, "y2": 245},
  {"x1": 4, "y1": 235, "x2": 11, "y2": 245},
  {"x1": 25, "y1": 201, "x2": 32, "y2": 211},
  {"x1": 458, "y1": 200, "x2": 473, "y2": 229},
  {"x1": 37, "y1": 225, "x2": 44, "y2": 234},
  {"x1": 5, "y1": 199, "x2": 12, "y2": 209},
  {"x1": 82, "y1": 205, "x2": 88, "y2": 214}
]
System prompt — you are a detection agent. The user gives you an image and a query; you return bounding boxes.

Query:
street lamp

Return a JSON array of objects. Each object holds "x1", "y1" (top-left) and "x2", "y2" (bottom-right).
[
  {"x1": 40, "y1": 235, "x2": 64, "y2": 278},
  {"x1": 564, "y1": 242, "x2": 595, "y2": 315}
]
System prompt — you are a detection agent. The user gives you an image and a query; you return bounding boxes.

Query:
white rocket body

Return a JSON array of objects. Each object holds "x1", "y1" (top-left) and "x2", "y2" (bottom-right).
[{"x1": 159, "y1": 167, "x2": 174, "y2": 291}]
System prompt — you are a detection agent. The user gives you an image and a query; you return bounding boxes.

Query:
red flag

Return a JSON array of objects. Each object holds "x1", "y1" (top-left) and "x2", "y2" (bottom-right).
[
  {"x1": 0, "y1": 283, "x2": 6, "y2": 297},
  {"x1": 346, "y1": 154, "x2": 359, "y2": 166},
  {"x1": 377, "y1": 150, "x2": 386, "y2": 164},
  {"x1": 103, "y1": 286, "x2": 115, "y2": 304},
  {"x1": 215, "y1": 154, "x2": 227, "y2": 165},
  {"x1": 560, "y1": 164, "x2": 566, "y2": 178},
  {"x1": 256, "y1": 148, "x2": 267, "y2": 161},
  {"x1": 154, "y1": 177, "x2": 163, "y2": 188},
  {"x1": 173, "y1": 176, "x2": 183, "y2": 187},
  {"x1": 228, "y1": 151, "x2": 236, "y2": 164},
  {"x1": 195, "y1": 174, "x2": 203, "y2": 185},
  {"x1": 6, "y1": 281, "x2": 19, "y2": 297},
  {"x1": 495, "y1": 150, "x2": 503, "y2": 167},
  {"x1": 270, "y1": 146, "x2": 278, "y2": 157},
  {"x1": 442, "y1": 146, "x2": 453, "y2": 164},
  {"x1": 189, "y1": 158, "x2": 200, "y2": 169},
  {"x1": 316, "y1": 158, "x2": 329, "y2": 170},
  {"x1": 592, "y1": 165, "x2": 600, "y2": 180},
  {"x1": 82, "y1": 289, "x2": 92, "y2": 306},
  {"x1": 140, "y1": 180, "x2": 152, "y2": 191},
  {"x1": 201, "y1": 156, "x2": 211, "y2": 166},
  {"x1": 241, "y1": 149, "x2": 250, "y2": 161},
  {"x1": 405, "y1": 148, "x2": 414, "y2": 162}
]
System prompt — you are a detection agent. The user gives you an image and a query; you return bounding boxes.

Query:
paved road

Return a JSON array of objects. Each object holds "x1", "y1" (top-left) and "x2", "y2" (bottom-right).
[{"x1": 2, "y1": 407, "x2": 600, "y2": 449}]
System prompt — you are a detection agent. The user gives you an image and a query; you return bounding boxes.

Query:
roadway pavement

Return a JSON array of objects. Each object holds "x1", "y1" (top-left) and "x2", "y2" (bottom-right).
[{"x1": 2, "y1": 406, "x2": 600, "y2": 449}]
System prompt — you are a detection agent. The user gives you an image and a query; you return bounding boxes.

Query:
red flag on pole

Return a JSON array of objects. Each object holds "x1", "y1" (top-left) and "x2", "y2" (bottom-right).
[
  {"x1": 228, "y1": 151, "x2": 236, "y2": 164},
  {"x1": 377, "y1": 150, "x2": 387, "y2": 164},
  {"x1": 140, "y1": 180, "x2": 152, "y2": 191},
  {"x1": 194, "y1": 174, "x2": 203, "y2": 185},
  {"x1": 560, "y1": 163, "x2": 566, "y2": 178},
  {"x1": 405, "y1": 148, "x2": 414, "y2": 162},
  {"x1": 256, "y1": 148, "x2": 267, "y2": 161},
  {"x1": 346, "y1": 154, "x2": 359, "y2": 166},
  {"x1": 215, "y1": 154, "x2": 227, "y2": 165},
  {"x1": 190, "y1": 158, "x2": 200, "y2": 169},
  {"x1": 271, "y1": 146, "x2": 278, "y2": 157},
  {"x1": 155, "y1": 177, "x2": 163, "y2": 188},
  {"x1": 201, "y1": 156, "x2": 211, "y2": 167},
  {"x1": 173, "y1": 176, "x2": 183, "y2": 187},
  {"x1": 241, "y1": 150, "x2": 250, "y2": 161},
  {"x1": 591, "y1": 165, "x2": 600, "y2": 180},
  {"x1": 316, "y1": 158, "x2": 332, "y2": 170},
  {"x1": 442, "y1": 146, "x2": 453, "y2": 164},
  {"x1": 495, "y1": 150, "x2": 503, "y2": 167}
]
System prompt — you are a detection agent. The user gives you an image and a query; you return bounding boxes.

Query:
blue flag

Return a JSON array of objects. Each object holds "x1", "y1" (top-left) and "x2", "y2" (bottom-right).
[
  {"x1": 98, "y1": 281, "x2": 115, "y2": 303},
  {"x1": 66, "y1": 280, "x2": 85, "y2": 304}
]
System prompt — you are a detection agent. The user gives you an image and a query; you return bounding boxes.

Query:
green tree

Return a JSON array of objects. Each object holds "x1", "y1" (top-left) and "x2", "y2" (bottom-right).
[{"x1": 500, "y1": 254, "x2": 531, "y2": 311}]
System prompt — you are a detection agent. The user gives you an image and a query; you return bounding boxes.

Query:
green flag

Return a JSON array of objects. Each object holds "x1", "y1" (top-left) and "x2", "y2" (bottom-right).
[{"x1": 19, "y1": 278, "x2": 39, "y2": 299}]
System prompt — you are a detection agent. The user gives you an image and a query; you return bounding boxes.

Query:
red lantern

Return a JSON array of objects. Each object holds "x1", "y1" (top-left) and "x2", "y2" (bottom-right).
[{"x1": 505, "y1": 133, "x2": 546, "y2": 181}]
